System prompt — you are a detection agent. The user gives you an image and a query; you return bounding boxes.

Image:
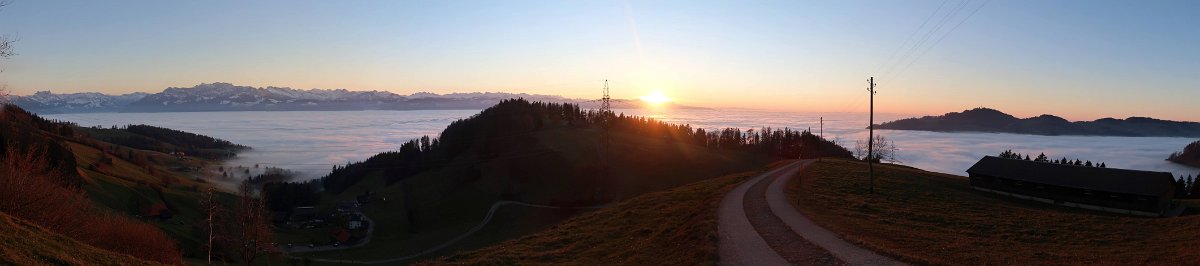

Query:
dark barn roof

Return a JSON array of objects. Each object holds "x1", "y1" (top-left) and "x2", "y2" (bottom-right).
[{"x1": 966, "y1": 156, "x2": 1176, "y2": 197}]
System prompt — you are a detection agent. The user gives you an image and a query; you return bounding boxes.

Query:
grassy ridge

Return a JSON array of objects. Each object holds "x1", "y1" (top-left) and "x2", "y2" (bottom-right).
[
  {"x1": 423, "y1": 168, "x2": 770, "y2": 265},
  {"x1": 0, "y1": 212, "x2": 156, "y2": 266},
  {"x1": 787, "y1": 158, "x2": 1200, "y2": 265}
]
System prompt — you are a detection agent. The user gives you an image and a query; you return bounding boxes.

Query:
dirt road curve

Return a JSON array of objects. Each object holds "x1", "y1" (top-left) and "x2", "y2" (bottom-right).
[{"x1": 718, "y1": 160, "x2": 904, "y2": 266}]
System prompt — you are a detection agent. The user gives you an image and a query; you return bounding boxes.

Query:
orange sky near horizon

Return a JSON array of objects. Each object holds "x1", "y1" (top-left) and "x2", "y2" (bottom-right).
[
  {"x1": 1, "y1": 1, "x2": 1196, "y2": 122},
  {"x1": 11, "y1": 77, "x2": 1194, "y2": 123}
]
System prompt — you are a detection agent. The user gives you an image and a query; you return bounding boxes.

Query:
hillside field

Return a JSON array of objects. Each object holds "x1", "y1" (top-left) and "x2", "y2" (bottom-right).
[
  {"x1": 787, "y1": 158, "x2": 1200, "y2": 265},
  {"x1": 424, "y1": 165, "x2": 787, "y2": 264},
  {"x1": 0, "y1": 213, "x2": 155, "y2": 266}
]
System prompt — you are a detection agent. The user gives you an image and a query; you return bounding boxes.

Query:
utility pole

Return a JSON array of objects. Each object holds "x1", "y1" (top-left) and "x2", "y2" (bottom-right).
[
  {"x1": 867, "y1": 77, "x2": 877, "y2": 194},
  {"x1": 819, "y1": 117, "x2": 823, "y2": 162}
]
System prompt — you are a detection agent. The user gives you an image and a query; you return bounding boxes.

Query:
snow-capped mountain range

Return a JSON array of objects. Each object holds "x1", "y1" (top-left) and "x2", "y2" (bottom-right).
[
  {"x1": 9, "y1": 91, "x2": 150, "y2": 113},
  {"x1": 7, "y1": 82, "x2": 585, "y2": 113}
]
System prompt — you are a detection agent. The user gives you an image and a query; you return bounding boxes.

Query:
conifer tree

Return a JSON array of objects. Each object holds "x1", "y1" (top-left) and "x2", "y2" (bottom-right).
[
  {"x1": 1188, "y1": 176, "x2": 1196, "y2": 196},
  {"x1": 1191, "y1": 175, "x2": 1200, "y2": 198},
  {"x1": 1178, "y1": 176, "x2": 1188, "y2": 197}
]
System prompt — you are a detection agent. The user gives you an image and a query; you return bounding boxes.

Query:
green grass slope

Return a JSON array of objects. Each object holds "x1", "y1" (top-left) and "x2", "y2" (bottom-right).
[{"x1": 0, "y1": 213, "x2": 157, "y2": 266}]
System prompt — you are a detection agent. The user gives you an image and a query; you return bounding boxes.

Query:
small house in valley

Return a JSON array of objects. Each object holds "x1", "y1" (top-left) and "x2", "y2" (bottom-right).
[{"x1": 966, "y1": 156, "x2": 1178, "y2": 217}]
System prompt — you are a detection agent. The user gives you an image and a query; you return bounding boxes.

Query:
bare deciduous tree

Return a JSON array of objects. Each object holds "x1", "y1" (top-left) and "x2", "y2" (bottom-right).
[
  {"x1": 854, "y1": 134, "x2": 899, "y2": 163},
  {"x1": 0, "y1": 33, "x2": 12, "y2": 58},
  {"x1": 1, "y1": 144, "x2": 182, "y2": 263},
  {"x1": 199, "y1": 187, "x2": 222, "y2": 265},
  {"x1": 211, "y1": 181, "x2": 275, "y2": 264},
  {"x1": 0, "y1": 0, "x2": 14, "y2": 59},
  {"x1": 0, "y1": 0, "x2": 15, "y2": 103},
  {"x1": 0, "y1": 145, "x2": 86, "y2": 232}
]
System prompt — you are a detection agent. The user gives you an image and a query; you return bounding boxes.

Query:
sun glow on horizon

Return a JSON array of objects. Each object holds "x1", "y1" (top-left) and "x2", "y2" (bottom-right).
[{"x1": 639, "y1": 90, "x2": 672, "y2": 106}]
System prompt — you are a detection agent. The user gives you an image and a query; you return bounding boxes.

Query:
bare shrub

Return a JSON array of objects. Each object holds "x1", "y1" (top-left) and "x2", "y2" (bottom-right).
[{"x1": 0, "y1": 145, "x2": 182, "y2": 264}]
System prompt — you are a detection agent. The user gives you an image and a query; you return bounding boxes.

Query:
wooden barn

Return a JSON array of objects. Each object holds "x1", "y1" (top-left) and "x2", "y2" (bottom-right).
[{"x1": 966, "y1": 156, "x2": 1178, "y2": 217}]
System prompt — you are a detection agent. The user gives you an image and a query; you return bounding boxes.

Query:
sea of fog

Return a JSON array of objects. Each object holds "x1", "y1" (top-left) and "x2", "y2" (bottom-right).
[{"x1": 46, "y1": 108, "x2": 1200, "y2": 181}]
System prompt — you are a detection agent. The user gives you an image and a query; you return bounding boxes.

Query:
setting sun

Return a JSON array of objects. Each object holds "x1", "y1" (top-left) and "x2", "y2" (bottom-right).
[{"x1": 639, "y1": 91, "x2": 672, "y2": 105}]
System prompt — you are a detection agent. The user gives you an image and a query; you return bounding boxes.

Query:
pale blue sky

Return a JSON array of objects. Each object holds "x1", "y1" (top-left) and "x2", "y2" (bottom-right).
[{"x1": 0, "y1": 1, "x2": 1196, "y2": 120}]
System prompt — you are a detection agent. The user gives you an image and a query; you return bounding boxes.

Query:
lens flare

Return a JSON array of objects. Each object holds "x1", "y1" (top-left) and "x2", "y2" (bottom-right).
[{"x1": 639, "y1": 91, "x2": 672, "y2": 106}]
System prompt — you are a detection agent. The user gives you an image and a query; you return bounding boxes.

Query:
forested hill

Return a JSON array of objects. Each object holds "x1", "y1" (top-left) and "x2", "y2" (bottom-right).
[
  {"x1": 266, "y1": 99, "x2": 851, "y2": 261},
  {"x1": 79, "y1": 124, "x2": 248, "y2": 159},
  {"x1": 315, "y1": 99, "x2": 852, "y2": 196},
  {"x1": 1169, "y1": 140, "x2": 1200, "y2": 168},
  {"x1": 876, "y1": 108, "x2": 1200, "y2": 137}
]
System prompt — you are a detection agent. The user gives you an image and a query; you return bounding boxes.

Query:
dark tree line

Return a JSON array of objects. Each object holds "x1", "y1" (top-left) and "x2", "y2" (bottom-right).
[
  {"x1": 314, "y1": 99, "x2": 851, "y2": 195},
  {"x1": 0, "y1": 105, "x2": 82, "y2": 187},
  {"x1": 262, "y1": 180, "x2": 321, "y2": 213},
  {"x1": 86, "y1": 124, "x2": 248, "y2": 159},
  {"x1": 1167, "y1": 140, "x2": 1200, "y2": 167},
  {"x1": 998, "y1": 150, "x2": 1106, "y2": 168},
  {"x1": 124, "y1": 124, "x2": 247, "y2": 150},
  {"x1": 1175, "y1": 174, "x2": 1200, "y2": 198}
]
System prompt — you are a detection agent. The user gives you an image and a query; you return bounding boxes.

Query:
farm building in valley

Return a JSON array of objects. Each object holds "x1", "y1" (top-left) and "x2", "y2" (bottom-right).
[{"x1": 966, "y1": 156, "x2": 1178, "y2": 217}]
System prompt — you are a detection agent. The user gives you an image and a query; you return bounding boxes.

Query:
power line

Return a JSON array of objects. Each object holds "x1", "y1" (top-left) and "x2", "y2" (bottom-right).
[
  {"x1": 880, "y1": 0, "x2": 972, "y2": 81},
  {"x1": 875, "y1": 0, "x2": 950, "y2": 75},
  {"x1": 887, "y1": 0, "x2": 991, "y2": 83}
]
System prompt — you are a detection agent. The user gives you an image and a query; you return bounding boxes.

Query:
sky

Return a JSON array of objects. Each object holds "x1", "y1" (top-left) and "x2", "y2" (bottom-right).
[{"x1": 0, "y1": 0, "x2": 1197, "y2": 121}]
